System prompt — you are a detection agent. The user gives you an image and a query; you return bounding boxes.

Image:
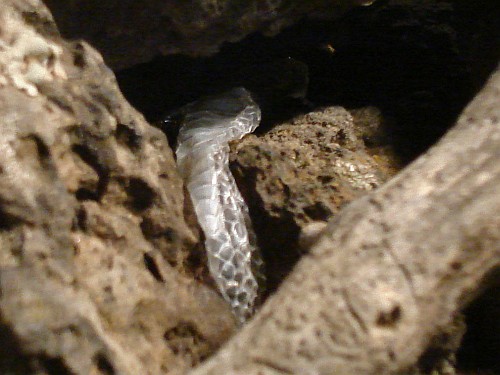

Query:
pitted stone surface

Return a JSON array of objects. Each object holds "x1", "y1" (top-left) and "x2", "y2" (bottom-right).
[
  {"x1": 231, "y1": 106, "x2": 396, "y2": 290},
  {"x1": 0, "y1": 2, "x2": 235, "y2": 374}
]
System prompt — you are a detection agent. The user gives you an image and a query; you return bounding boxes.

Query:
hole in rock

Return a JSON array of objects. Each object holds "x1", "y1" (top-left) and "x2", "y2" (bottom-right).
[
  {"x1": 0, "y1": 325, "x2": 36, "y2": 374},
  {"x1": 376, "y1": 305, "x2": 402, "y2": 327},
  {"x1": 125, "y1": 178, "x2": 156, "y2": 212},
  {"x1": 94, "y1": 352, "x2": 116, "y2": 375},
  {"x1": 163, "y1": 321, "x2": 210, "y2": 365},
  {"x1": 75, "y1": 188, "x2": 97, "y2": 201},
  {"x1": 38, "y1": 355, "x2": 74, "y2": 375},
  {"x1": 71, "y1": 144, "x2": 109, "y2": 200},
  {"x1": 0, "y1": 207, "x2": 22, "y2": 230},
  {"x1": 115, "y1": 123, "x2": 142, "y2": 151},
  {"x1": 143, "y1": 252, "x2": 165, "y2": 282}
]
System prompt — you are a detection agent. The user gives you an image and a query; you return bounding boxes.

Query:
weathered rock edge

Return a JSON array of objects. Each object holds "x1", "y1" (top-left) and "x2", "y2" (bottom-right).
[{"x1": 190, "y1": 66, "x2": 500, "y2": 374}]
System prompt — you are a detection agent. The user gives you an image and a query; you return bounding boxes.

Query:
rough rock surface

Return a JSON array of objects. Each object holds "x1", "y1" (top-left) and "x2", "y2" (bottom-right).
[
  {"x1": 231, "y1": 106, "x2": 397, "y2": 291},
  {"x1": 0, "y1": 1, "x2": 235, "y2": 374},
  {"x1": 42, "y1": 0, "x2": 375, "y2": 69}
]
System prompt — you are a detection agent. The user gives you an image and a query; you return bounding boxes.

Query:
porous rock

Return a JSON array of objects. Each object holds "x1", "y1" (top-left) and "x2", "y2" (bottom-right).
[
  {"x1": 0, "y1": 1, "x2": 235, "y2": 374},
  {"x1": 231, "y1": 105, "x2": 397, "y2": 291}
]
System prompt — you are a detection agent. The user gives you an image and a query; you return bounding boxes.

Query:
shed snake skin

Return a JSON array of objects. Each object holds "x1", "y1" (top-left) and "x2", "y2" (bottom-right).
[{"x1": 174, "y1": 87, "x2": 263, "y2": 323}]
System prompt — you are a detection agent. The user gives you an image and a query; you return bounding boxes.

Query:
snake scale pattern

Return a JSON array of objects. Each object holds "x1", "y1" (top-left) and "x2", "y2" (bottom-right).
[{"x1": 175, "y1": 87, "x2": 263, "y2": 323}]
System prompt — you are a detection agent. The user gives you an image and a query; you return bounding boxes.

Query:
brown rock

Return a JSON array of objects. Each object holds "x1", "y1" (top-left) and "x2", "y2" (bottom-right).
[
  {"x1": 0, "y1": 1, "x2": 235, "y2": 374},
  {"x1": 231, "y1": 105, "x2": 396, "y2": 292}
]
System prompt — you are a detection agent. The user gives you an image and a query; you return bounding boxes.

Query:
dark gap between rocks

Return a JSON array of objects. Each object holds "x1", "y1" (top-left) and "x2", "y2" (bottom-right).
[
  {"x1": 116, "y1": 0, "x2": 499, "y2": 164},
  {"x1": 0, "y1": 325, "x2": 37, "y2": 374},
  {"x1": 456, "y1": 271, "x2": 500, "y2": 375}
]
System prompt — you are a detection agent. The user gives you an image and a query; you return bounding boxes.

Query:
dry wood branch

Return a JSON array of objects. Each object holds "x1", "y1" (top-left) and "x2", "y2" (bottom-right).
[{"x1": 190, "y1": 65, "x2": 500, "y2": 375}]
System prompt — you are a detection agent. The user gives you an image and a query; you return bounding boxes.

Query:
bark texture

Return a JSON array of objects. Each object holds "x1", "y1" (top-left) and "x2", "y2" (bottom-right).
[{"x1": 190, "y1": 66, "x2": 500, "y2": 374}]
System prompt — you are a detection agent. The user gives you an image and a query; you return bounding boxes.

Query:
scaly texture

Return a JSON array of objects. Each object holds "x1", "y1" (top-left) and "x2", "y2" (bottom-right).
[{"x1": 175, "y1": 87, "x2": 263, "y2": 323}]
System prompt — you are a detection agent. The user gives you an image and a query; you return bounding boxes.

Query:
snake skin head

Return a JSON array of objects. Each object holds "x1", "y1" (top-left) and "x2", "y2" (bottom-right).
[{"x1": 176, "y1": 88, "x2": 261, "y2": 156}]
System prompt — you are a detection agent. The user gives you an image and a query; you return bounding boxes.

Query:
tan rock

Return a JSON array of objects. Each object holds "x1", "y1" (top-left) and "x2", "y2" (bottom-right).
[
  {"x1": 0, "y1": 1, "x2": 235, "y2": 374},
  {"x1": 231, "y1": 106, "x2": 395, "y2": 291}
]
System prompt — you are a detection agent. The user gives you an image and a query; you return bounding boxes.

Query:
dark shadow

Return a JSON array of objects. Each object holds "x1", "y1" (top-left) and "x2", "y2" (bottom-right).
[
  {"x1": 456, "y1": 271, "x2": 500, "y2": 374},
  {"x1": 116, "y1": 1, "x2": 499, "y2": 163}
]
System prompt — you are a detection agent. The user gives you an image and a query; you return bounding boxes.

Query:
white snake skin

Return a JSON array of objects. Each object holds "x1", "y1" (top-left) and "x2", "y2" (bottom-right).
[{"x1": 175, "y1": 87, "x2": 263, "y2": 323}]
